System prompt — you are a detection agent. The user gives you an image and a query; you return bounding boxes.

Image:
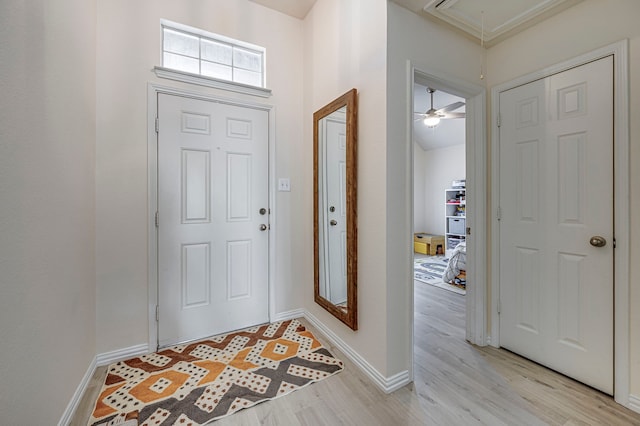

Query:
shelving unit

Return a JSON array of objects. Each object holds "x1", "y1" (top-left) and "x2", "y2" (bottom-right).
[{"x1": 445, "y1": 188, "x2": 466, "y2": 252}]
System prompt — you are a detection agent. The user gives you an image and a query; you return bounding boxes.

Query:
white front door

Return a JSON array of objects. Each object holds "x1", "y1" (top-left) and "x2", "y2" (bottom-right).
[
  {"x1": 498, "y1": 56, "x2": 614, "y2": 394},
  {"x1": 322, "y1": 110, "x2": 347, "y2": 305},
  {"x1": 157, "y1": 93, "x2": 269, "y2": 347}
]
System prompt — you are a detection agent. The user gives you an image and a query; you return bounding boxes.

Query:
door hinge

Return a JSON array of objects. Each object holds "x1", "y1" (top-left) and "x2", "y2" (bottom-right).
[
  {"x1": 497, "y1": 299, "x2": 501, "y2": 315},
  {"x1": 155, "y1": 116, "x2": 159, "y2": 133},
  {"x1": 155, "y1": 305, "x2": 159, "y2": 322},
  {"x1": 466, "y1": 227, "x2": 471, "y2": 236},
  {"x1": 497, "y1": 206, "x2": 502, "y2": 221},
  {"x1": 497, "y1": 113, "x2": 502, "y2": 128},
  {"x1": 155, "y1": 211, "x2": 159, "y2": 228}
]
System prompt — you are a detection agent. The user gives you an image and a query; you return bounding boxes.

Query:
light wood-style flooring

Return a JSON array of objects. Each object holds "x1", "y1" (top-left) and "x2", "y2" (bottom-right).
[{"x1": 71, "y1": 278, "x2": 640, "y2": 425}]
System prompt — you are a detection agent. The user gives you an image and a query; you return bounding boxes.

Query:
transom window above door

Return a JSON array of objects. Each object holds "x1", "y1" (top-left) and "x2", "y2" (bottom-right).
[{"x1": 161, "y1": 20, "x2": 266, "y2": 88}]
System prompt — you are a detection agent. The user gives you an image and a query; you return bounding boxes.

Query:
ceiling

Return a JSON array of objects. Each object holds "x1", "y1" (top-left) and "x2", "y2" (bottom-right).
[
  {"x1": 413, "y1": 85, "x2": 465, "y2": 152},
  {"x1": 393, "y1": 0, "x2": 583, "y2": 46},
  {"x1": 251, "y1": 1, "x2": 583, "y2": 45},
  {"x1": 249, "y1": 0, "x2": 581, "y2": 150},
  {"x1": 249, "y1": 0, "x2": 317, "y2": 19}
]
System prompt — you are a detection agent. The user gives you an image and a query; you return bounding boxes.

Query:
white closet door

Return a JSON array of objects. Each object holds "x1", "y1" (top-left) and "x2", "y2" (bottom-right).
[{"x1": 499, "y1": 56, "x2": 614, "y2": 394}]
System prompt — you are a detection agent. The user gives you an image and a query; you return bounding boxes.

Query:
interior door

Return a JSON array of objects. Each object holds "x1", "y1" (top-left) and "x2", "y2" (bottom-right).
[
  {"x1": 157, "y1": 93, "x2": 269, "y2": 347},
  {"x1": 322, "y1": 109, "x2": 347, "y2": 305},
  {"x1": 498, "y1": 56, "x2": 614, "y2": 394}
]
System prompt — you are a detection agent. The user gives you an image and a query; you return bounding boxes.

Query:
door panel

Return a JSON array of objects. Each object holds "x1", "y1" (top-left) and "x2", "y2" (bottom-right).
[
  {"x1": 227, "y1": 153, "x2": 251, "y2": 221},
  {"x1": 181, "y1": 149, "x2": 210, "y2": 223},
  {"x1": 499, "y1": 56, "x2": 614, "y2": 394},
  {"x1": 158, "y1": 93, "x2": 269, "y2": 347},
  {"x1": 514, "y1": 246, "x2": 540, "y2": 335},
  {"x1": 181, "y1": 242, "x2": 210, "y2": 308}
]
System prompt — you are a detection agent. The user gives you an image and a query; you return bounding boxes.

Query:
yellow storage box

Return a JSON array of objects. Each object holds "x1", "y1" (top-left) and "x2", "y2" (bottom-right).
[{"x1": 413, "y1": 233, "x2": 445, "y2": 256}]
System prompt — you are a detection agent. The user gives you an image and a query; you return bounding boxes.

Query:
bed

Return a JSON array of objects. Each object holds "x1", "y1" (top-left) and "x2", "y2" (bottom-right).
[{"x1": 442, "y1": 241, "x2": 466, "y2": 287}]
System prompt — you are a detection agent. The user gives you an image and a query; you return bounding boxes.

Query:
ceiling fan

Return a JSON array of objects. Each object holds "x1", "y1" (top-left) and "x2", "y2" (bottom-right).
[{"x1": 414, "y1": 87, "x2": 465, "y2": 127}]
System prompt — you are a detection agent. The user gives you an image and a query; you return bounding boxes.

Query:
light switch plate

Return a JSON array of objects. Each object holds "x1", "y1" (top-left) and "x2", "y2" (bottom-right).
[{"x1": 278, "y1": 178, "x2": 291, "y2": 192}]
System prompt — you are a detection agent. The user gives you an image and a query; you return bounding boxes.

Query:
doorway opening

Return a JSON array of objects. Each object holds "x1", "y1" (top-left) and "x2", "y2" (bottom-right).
[
  {"x1": 408, "y1": 67, "x2": 487, "y2": 407},
  {"x1": 411, "y1": 80, "x2": 472, "y2": 387},
  {"x1": 408, "y1": 67, "x2": 487, "y2": 377},
  {"x1": 412, "y1": 84, "x2": 467, "y2": 299}
]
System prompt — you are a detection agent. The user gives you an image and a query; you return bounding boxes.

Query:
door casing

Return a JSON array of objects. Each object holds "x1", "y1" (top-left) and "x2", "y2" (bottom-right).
[
  {"x1": 491, "y1": 40, "x2": 630, "y2": 405},
  {"x1": 147, "y1": 83, "x2": 276, "y2": 351}
]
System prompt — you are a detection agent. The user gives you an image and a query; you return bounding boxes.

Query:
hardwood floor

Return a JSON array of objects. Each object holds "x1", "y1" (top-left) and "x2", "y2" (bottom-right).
[{"x1": 71, "y1": 281, "x2": 640, "y2": 425}]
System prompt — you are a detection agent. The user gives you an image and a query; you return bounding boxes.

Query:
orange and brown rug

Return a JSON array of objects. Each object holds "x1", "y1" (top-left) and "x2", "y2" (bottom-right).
[{"x1": 89, "y1": 319, "x2": 343, "y2": 425}]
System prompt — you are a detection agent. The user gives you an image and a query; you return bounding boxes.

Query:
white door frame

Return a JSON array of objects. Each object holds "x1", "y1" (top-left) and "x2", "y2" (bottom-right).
[
  {"x1": 490, "y1": 40, "x2": 630, "y2": 405},
  {"x1": 146, "y1": 83, "x2": 276, "y2": 351},
  {"x1": 408, "y1": 61, "x2": 488, "y2": 376}
]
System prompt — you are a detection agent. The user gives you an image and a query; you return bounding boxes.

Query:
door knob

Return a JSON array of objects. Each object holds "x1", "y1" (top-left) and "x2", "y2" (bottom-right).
[
  {"x1": 589, "y1": 236, "x2": 606, "y2": 247},
  {"x1": 260, "y1": 224, "x2": 268, "y2": 231},
  {"x1": 259, "y1": 208, "x2": 267, "y2": 215},
  {"x1": 330, "y1": 220, "x2": 338, "y2": 226}
]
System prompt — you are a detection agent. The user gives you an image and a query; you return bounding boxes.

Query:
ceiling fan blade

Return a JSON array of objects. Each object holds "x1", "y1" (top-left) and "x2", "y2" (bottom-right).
[
  {"x1": 441, "y1": 112, "x2": 466, "y2": 119},
  {"x1": 436, "y1": 101, "x2": 465, "y2": 114}
]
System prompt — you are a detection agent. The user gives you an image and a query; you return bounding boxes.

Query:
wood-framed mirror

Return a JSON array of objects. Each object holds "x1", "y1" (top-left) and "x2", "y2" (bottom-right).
[{"x1": 313, "y1": 88, "x2": 358, "y2": 330}]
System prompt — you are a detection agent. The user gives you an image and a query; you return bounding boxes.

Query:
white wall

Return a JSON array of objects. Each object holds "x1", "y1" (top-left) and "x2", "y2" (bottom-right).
[
  {"x1": 413, "y1": 143, "x2": 427, "y2": 233},
  {"x1": 484, "y1": 0, "x2": 640, "y2": 400},
  {"x1": 414, "y1": 144, "x2": 465, "y2": 236},
  {"x1": 303, "y1": 0, "x2": 391, "y2": 375},
  {"x1": 387, "y1": 2, "x2": 484, "y2": 377},
  {"x1": 0, "y1": 0, "x2": 97, "y2": 422},
  {"x1": 95, "y1": 0, "x2": 305, "y2": 353}
]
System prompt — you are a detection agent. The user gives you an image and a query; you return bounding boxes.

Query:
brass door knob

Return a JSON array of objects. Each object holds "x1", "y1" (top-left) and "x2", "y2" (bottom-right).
[{"x1": 589, "y1": 236, "x2": 606, "y2": 247}]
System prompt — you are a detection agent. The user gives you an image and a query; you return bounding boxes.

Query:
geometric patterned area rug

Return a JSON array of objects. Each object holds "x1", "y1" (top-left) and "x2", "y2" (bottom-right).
[
  {"x1": 414, "y1": 257, "x2": 465, "y2": 295},
  {"x1": 89, "y1": 319, "x2": 343, "y2": 425}
]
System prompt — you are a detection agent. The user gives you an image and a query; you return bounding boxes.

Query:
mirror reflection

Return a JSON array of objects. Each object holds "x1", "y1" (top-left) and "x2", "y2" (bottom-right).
[
  {"x1": 317, "y1": 106, "x2": 347, "y2": 306},
  {"x1": 313, "y1": 89, "x2": 357, "y2": 330}
]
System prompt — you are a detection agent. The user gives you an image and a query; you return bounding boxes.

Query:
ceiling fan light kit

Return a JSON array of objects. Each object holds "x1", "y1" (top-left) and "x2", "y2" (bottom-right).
[
  {"x1": 423, "y1": 115, "x2": 441, "y2": 127},
  {"x1": 414, "y1": 87, "x2": 466, "y2": 127}
]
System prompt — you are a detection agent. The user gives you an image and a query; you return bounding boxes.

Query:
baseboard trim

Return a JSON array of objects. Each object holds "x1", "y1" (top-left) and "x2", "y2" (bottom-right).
[
  {"x1": 383, "y1": 369, "x2": 412, "y2": 393},
  {"x1": 627, "y1": 394, "x2": 640, "y2": 413},
  {"x1": 486, "y1": 333, "x2": 503, "y2": 348},
  {"x1": 272, "y1": 308, "x2": 305, "y2": 323},
  {"x1": 96, "y1": 343, "x2": 150, "y2": 367},
  {"x1": 303, "y1": 310, "x2": 410, "y2": 394},
  {"x1": 58, "y1": 355, "x2": 97, "y2": 426}
]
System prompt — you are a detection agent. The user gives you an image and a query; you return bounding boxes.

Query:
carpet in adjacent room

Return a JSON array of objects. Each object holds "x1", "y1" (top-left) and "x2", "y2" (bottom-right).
[{"x1": 414, "y1": 257, "x2": 465, "y2": 295}]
